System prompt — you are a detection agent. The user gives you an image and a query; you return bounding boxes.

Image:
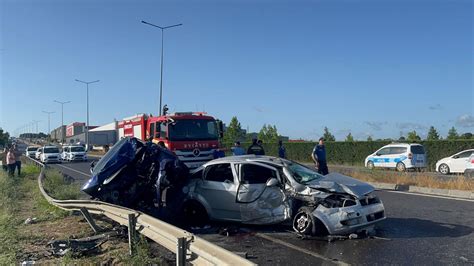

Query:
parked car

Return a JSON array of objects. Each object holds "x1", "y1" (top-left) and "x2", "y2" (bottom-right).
[
  {"x1": 61, "y1": 145, "x2": 87, "y2": 162},
  {"x1": 435, "y1": 149, "x2": 474, "y2": 175},
  {"x1": 183, "y1": 156, "x2": 386, "y2": 235},
  {"x1": 35, "y1": 147, "x2": 43, "y2": 160},
  {"x1": 464, "y1": 153, "x2": 474, "y2": 178},
  {"x1": 364, "y1": 143, "x2": 426, "y2": 172},
  {"x1": 25, "y1": 146, "x2": 39, "y2": 158},
  {"x1": 40, "y1": 146, "x2": 61, "y2": 164}
]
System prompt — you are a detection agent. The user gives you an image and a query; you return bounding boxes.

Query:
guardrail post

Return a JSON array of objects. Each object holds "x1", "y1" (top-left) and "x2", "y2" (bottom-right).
[
  {"x1": 80, "y1": 207, "x2": 102, "y2": 233},
  {"x1": 128, "y1": 213, "x2": 137, "y2": 256},
  {"x1": 176, "y1": 237, "x2": 186, "y2": 266}
]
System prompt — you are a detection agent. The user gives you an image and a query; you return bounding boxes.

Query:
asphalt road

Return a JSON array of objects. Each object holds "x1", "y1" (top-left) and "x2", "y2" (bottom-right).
[{"x1": 48, "y1": 158, "x2": 474, "y2": 265}]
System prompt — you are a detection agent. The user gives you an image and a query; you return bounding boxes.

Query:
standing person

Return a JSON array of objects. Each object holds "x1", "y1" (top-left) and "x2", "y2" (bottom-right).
[
  {"x1": 312, "y1": 137, "x2": 329, "y2": 175},
  {"x1": 247, "y1": 138, "x2": 265, "y2": 155},
  {"x1": 1, "y1": 148, "x2": 7, "y2": 172},
  {"x1": 231, "y1": 141, "x2": 245, "y2": 156},
  {"x1": 6, "y1": 148, "x2": 16, "y2": 177},
  {"x1": 13, "y1": 144, "x2": 22, "y2": 176},
  {"x1": 278, "y1": 140, "x2": 286, "y2": 158}
]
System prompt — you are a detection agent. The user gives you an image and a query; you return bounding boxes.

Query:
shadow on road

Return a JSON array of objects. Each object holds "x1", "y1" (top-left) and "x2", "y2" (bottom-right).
[{"x1": 377, "y1": 217, "x2": 473, "y2": 238}]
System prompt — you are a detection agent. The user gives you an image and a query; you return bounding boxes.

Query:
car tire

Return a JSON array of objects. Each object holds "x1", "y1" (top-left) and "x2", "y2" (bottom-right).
[
  {"x1": 182, "y1": 201, "x2": 208, "y2": 227},
  {"x1": 438, "y1": 164, "x2": 450, "y2": 175},
  {"x1": 367, "y1": 161, "x2": 375, "y2": 170},
  {"x1": 464, "y1": 170, "x2": 473, "y2": 179},
  {"x1": 396, "y1": 162, "x2": 406, "y2": 172},
  {"x1": 292, "y1": 206, "x2": 327, "y2": 236}
]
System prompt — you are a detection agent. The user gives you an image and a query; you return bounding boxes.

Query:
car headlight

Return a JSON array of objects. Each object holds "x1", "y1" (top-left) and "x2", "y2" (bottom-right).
[{"x1": 320, "y1": 194, "x2": 357, "y2": 208}]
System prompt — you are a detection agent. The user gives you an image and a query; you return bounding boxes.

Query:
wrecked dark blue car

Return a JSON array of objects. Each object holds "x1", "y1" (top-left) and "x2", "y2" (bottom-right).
[{"x1": 82, "y1": 137, "x2": 188, "y2": 213}]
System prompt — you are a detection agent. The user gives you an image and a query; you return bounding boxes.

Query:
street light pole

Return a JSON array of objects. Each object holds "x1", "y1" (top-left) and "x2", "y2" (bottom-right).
[
  {"x1": 42, "y1": 111, "x2": 55, "y2": 142},
  {"x1": 141, "y1": 20, "x2": 182, "y2": 116},
  {"x1": 54, "y1": 100, "x2": 71, "y2": 144},
  {"x1": 75, "y1": 79, "x2": 100, "y2": 150}
]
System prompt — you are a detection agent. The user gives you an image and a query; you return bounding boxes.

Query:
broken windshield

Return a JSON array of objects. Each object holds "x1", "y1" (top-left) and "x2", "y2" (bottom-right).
[
  {"x1": 287, "y1": 162, "x2": 323, "y2": 184},
  {"x1": 169, "y1": 119, "x2": 218, "y2": 141}
]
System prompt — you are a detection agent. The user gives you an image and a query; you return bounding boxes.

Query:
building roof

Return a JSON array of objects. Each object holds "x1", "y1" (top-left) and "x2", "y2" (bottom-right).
[{"x1": 89, "y1": 122, "x2": 117, "y2": 132}]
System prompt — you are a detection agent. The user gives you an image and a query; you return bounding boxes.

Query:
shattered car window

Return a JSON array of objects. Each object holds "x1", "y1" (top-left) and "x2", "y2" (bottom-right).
[
  {"x1": 241, "y1": 164, "x2": 276, "y2": 184},
  {"x1": 287, "y1": 162, "x2": 323, "y2": 184}
]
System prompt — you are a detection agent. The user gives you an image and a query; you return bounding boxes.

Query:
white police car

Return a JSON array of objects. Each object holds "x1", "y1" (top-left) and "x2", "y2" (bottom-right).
[{"x1": 365, "y1": 143, "x2": 426, "y2": 172}]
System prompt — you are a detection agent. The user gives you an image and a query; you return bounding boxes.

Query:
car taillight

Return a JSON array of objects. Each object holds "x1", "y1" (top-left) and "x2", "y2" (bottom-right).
[
  {"x1": 408, "y1": 153, "x2": 412, "y2": 159},
  {"x1": 471, "y1": 159, "x2": 474, "y2": 164}
]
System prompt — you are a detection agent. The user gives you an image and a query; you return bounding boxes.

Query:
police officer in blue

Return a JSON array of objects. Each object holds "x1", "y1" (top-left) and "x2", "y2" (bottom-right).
[
  {"x1": 278, "y1": 140, "x2": 286, "y2": 158},
  {"x1": 312, "y1": 137, "x2": 328, "y2": 175}
]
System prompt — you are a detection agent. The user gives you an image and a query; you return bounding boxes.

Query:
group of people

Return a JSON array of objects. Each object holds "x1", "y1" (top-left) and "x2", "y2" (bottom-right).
[
  {"x1": 1, "y1": 144, "x2": 22, "y2": 177},
  {"x1": 227, "y1": 137, "x2": 329, "y2": 175}
]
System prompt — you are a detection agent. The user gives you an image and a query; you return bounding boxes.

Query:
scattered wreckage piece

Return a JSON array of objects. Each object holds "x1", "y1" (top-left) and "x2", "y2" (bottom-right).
[
  {"x1": 48, "y1": 230, "x2": 123, "y2": 257},
  {"x1": 183, "y1": 155, "x2": 386, "y2": 236}
]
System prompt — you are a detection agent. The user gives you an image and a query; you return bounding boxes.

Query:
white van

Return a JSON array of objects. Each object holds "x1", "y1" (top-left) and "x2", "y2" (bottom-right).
[
  {"x1": 40, "y1": 146, "x2": 61, "y2": 164},
  {"x1": 61, "y1": 145, "x2": 87, "y2": 162},
  {"x1": 365, "y1": 143, "x2": 426, "y2": 171}
]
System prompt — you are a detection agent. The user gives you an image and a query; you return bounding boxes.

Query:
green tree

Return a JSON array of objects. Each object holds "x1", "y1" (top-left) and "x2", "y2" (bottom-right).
[
  {"x1": 0, "y1": 128, "x2": 10, "y2": 147},
  {"x1": 258, "y1": 124, "x2": 279, "y2": 143},
  {"x1": 345, "y1": 132, "x2": 354, "y2": 142},
  {"x1": 367, "y1": 135, "x2": 373, "y2": 141},
  {"x1": 460, "y1": 132, "x2": 473, "y2": 139},
  {"x1": 223, "y1": 117, "x2": 245, "y2": 143},
  {"x1": 407, "y1": 130, "x2": 421, "y2": 142},
  {"x1": 447, "y1": 126, "x2": 459, "y2": 140},
  {"x1": 426, "y1": 126, "x2": 440, "y2": 140},
  {"x1": 322, "y1": 127, "x2": 336, "y2": 141}
]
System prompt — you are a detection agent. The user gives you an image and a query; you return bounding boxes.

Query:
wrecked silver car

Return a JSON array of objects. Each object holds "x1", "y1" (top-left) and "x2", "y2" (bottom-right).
[{"x1": 182, "y1": 155, "x2": 385, "y2": 235}]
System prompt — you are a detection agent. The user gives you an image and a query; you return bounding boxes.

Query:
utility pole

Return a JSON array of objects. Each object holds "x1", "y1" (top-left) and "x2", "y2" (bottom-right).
[
  {"x1": 141, "y1": 20, "x2": 182, "y2": 116},
  {"x1": 75, "y1": 79, "x2": 100, "y2": 150},
  {"x1": 42, "y1": 111, "x2": 55, "y2": 142},
  {"x1": 54, "y1": 100, "x2": 71, "y2": 144}
]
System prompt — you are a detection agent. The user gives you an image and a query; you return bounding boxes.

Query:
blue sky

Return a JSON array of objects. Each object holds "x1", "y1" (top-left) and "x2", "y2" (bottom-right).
[{"x1": 1, "y1": 0, "x2": 473, "y2": 140}]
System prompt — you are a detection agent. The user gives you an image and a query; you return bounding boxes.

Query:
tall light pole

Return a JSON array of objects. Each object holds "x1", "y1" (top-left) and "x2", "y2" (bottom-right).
[
  {"x1": 75, "y1": 79, "x2": 99, "y2": 150},
  {"x1": 42, "y1": 111, "x2": 55, "y2": 142},
  {"x1": 54, "y1": 100, "x2": 71, "y2": 144},
  {"x1": 141, "y1": 20, "x2": 182, "y2": 116}
]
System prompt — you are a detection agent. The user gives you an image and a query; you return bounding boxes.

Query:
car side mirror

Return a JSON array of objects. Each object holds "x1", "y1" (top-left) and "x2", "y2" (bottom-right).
[
  {"x1": 266, "y1": 178, "x2": 279, "y2": 187},
  {"x1": 453, "y1": 155, "x2": 459, "y2": 159},
  {"x1": 375, "y1": 153, "x2": 381, "y2": 156},
  {"x1": 90, "y1": 161, "x2": 96, "y2": 171}
]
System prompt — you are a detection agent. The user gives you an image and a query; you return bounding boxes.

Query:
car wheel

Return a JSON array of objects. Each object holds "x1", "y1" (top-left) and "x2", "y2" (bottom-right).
[
  {"x1": 292, "y1": 206, "x2": 327, "y2": 236},
  {"x1": 182, "y1": 201, "x2": 208, "y2": 227},
  {"x1": 396, "y1": 162, "x2": 406, "y2": 172},
  {"x1": 438, "y1": 164, "x2": 450, "y2": 175},
  {"x1": 464, "y1": 170, "x2": 473, "y2": 179},
  {"x1": 367, "y1": 161, "x2": 375, "y2": 170}
]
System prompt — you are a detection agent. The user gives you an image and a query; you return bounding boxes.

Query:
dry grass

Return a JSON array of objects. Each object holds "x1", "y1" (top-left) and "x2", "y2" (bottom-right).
[{"x1": 337, "y1": 168, "x2": 474, "y2": 191}]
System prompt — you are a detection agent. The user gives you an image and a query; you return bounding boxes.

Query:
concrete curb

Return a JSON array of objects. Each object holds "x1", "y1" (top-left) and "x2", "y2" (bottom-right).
[{"x1": 369, "y1": 181, "x2": 474, "y2": 200}]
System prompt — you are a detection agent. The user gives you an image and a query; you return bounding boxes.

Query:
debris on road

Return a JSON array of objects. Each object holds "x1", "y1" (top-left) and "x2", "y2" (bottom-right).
[{"x1": 24, "y1": 217, "x2": 37, "y2": 225}]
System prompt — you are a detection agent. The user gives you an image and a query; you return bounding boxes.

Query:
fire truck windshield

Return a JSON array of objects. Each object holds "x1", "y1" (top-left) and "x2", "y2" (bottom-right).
[{"x1": 168, "y1": 119, "x2": 218, "y2": 141}]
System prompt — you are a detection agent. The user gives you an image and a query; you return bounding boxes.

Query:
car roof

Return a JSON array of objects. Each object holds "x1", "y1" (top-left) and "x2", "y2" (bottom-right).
[
  {"x1": 204, "y1": 155, "x2": 290, "y2": 167},
  {"x1": 383, "y1": 143, "x2": 423, "y2": 147}
]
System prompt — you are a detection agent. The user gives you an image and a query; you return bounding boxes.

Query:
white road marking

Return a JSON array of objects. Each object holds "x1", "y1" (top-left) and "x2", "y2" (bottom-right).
[
  {"x1": 384, "y1": 190, "x2": 474, "y2": 202},
  {"x1": 56, "y1": 164, "x2": 90, "y2": 178},
  {"x1": 254, "y1": 232, "x2": 349, "y2": 265}
]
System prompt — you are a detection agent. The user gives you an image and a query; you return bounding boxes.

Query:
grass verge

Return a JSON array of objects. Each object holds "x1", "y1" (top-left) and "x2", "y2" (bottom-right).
[{"x1": 337, "y1": 168, "x2": 474, "y2": 191}]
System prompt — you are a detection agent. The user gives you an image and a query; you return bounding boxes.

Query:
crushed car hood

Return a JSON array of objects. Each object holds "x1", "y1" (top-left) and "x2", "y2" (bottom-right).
[{"x1": 306, "y1": 173, "x2": 375, "y2": 198}]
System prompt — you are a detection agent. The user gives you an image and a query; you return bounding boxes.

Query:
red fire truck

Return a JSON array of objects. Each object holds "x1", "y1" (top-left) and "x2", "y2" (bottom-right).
[{"x1": 118, "y1": 112, "x2": 223, "y2": 168}]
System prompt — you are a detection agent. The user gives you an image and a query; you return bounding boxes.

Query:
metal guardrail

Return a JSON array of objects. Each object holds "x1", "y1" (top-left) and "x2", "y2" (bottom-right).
[{"x1": 28, "y1": 156, "x2": 255, "y2": 265}]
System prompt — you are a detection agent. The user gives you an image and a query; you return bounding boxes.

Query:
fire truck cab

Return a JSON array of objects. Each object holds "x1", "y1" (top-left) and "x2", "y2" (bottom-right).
[{"x1": 118, "y1": 112, "x2": 223, "y2": 168}]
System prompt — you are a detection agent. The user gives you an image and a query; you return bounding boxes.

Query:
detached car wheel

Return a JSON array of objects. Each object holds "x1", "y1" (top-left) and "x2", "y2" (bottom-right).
[
  {"x1": 438, "y1": 164, "x2": 450, "y2": 175},
  {"x1": 396, "y1": 162, "x2": 406, "y2": 172},
  {"x1": 293, "y1": 207, "x2": 316, "y2": 235}
]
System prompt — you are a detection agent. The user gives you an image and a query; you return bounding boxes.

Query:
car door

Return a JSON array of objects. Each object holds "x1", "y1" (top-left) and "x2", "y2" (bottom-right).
[
  {"x1": 194, "y1": 162, "x2": 240, "y2": 221},
  {"x1": 236, "y1": 162, "x2": 289, "y2": 224},
  {"x1": 372, "y1": 147, "x2": 390, "y2": 168},
  {"x1": 450, "y1": 150, "x2": 474, "y2": 173},
  {"x1": 386, "y1": 146, "x2": 407, "y2": 168}
]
